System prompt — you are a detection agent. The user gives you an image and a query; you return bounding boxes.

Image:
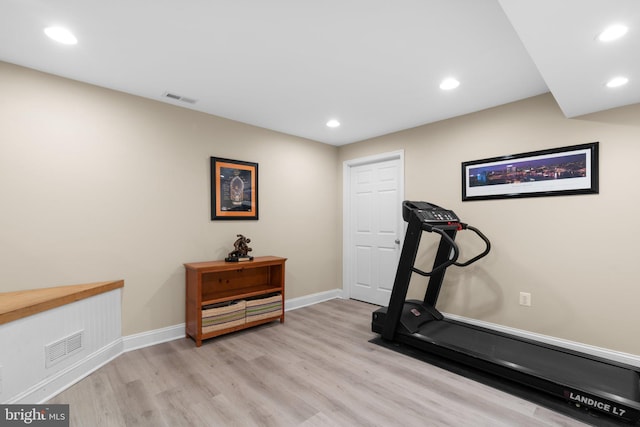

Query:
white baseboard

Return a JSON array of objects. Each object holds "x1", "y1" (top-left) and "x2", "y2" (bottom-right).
[
  {"x1": 122, "y1": 323, "x2": 186, "y2": 353},
  {"x1": 285, "y1": 289, "x2": 344, "y2": 311},
  {"x1": 445, "y1": 312, "x2": 640, "y2": 368},
  {"x1": 11, "y1": 339, "x2": 124, "y2": 404}
]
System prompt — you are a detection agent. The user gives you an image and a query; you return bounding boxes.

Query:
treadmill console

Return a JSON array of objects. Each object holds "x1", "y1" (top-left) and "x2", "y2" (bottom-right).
[{"x1": 403, "y1": 201, "x2": 460, "y2": 224}]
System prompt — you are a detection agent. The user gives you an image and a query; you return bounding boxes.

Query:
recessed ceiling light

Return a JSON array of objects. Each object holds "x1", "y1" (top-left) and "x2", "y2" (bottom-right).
[
  {"x1": 326, "y1": 119, "x2": 340, "y2": 128},
  {"x1": 439, "y1": 78, "x2": 460, "y2": 90},
  {"x1": 606, "y1": 76, "x2": 629, "y2": 88},
  {"x1": 598, "y1": 24, "x2": 628, "y2": 42},
  {"x1": 44, "y1": 26, "x2": 78, "y2": 45}
]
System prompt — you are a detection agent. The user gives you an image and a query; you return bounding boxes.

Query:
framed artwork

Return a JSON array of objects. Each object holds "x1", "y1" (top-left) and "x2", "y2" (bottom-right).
[
  {"x1": 211, "y1": 157, "x2": 259, "y2": 220},
  {"x1": 462, "y1": 142, "x2": 599, "y2": 201}
]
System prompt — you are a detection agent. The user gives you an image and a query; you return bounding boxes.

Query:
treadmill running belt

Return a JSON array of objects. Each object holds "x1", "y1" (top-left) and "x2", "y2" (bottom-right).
[{"x1": 415, "y1": 320, "x2": 640, "y2": 402}]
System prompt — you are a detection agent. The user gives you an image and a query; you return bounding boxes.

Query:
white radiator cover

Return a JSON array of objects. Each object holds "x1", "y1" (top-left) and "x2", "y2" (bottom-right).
[{"x1": 0, "y1": 288, "x2": 122, "y2": 403}]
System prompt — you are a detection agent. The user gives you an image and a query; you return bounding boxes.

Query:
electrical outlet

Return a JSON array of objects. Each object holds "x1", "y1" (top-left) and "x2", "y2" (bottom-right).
[{"x1": 519, "y1": 292, "x2": 532, "y2": 307}]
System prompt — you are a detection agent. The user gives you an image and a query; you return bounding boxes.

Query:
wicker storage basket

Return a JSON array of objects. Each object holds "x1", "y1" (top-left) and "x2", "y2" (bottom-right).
[
  {"x1": 246, "y1": 293, "x2": 282, "y2": 322},
  {"x1": 202, "y1": 300, "x2": 246, "y2": 333}
]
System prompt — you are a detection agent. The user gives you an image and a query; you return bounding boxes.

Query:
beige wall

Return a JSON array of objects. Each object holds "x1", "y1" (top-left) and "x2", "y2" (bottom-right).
[
  {"x1": 0, "y1": 62, "x2": 340, "y2": 336},
  {"x1": 3, "y1": 59, "x2": 639, "y2": 357},
  {"x1": 338, "y1": 93, "x2": 640, "y2": 356}
]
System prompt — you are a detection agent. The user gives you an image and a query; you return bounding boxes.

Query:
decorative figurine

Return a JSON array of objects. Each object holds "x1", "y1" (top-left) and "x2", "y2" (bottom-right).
[{"x1": 225, "y1": 234, "x2": 254, "y2": 262}]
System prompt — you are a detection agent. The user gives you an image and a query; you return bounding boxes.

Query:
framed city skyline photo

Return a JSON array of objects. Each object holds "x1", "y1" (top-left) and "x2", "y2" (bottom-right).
[
  {"x1": 211, "y1": 157, "x2": 259, "y2": 220},
  {"x1": 462, "y1": 142, "x2": 599, "y2": 201}
]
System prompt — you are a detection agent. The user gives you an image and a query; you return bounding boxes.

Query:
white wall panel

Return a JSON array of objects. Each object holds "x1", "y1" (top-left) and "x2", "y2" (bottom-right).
[{"x1": 0, "y1": 289, "x2": 122, "y2": 403}]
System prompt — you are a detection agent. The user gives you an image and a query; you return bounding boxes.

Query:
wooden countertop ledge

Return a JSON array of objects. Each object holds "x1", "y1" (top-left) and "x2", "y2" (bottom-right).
[{"x1": 0, "y1": 280, "x2": 124, "y2": 325}]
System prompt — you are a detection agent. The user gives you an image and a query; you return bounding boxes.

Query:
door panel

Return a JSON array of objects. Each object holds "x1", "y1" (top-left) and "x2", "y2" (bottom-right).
[{"x1": 348, "y1": 157, "x2": 402, "y2": 306}]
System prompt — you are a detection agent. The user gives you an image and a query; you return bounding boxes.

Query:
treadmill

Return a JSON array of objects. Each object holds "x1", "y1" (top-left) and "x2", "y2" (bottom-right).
[{"x1": 372, "y1": 201, "x2": 640, "y2": 424}]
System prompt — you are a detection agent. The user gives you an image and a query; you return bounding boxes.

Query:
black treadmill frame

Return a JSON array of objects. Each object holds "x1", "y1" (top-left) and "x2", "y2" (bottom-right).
[{"x1": 375, "y1": 201, "x2": 640, "y2": 424}]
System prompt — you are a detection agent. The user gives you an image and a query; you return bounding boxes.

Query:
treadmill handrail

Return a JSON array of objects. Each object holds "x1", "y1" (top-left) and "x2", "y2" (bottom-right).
[
  {"x1": 411, "y1": 225, "x2": 460, "y2": 277},
  {"x1": 452, "y1": 224, "x2": 491, "y2": 267}
]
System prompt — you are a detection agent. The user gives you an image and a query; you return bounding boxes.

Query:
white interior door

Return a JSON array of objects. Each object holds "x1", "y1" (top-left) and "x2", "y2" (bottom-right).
[{"x1": 344, "y1": 151, "x2": 404, "y2": 306}]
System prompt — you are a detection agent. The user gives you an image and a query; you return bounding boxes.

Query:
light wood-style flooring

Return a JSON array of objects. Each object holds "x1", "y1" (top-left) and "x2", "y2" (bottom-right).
[{"x1": 49, "y1": 299, "x2": 592, "y2": 426}]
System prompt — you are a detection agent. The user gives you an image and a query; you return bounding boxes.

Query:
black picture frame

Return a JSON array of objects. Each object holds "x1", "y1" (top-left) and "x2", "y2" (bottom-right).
[
  {"x1": 462, "y1": 142, "x2": 599, "y2": 201},
  {"x1": 211, "y1": 157, "x2": 259, "y2": 220}
]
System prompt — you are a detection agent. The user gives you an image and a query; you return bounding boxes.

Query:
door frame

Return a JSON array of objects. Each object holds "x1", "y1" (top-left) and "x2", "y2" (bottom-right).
[{"x1": 342, "y1": 150, "x2": 405, "y2": 300}]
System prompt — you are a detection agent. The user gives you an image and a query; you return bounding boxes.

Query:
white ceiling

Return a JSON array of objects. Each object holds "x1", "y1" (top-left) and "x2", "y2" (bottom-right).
[{"x1": 1, "y1": 0, "x2": 638, "y2": 146}]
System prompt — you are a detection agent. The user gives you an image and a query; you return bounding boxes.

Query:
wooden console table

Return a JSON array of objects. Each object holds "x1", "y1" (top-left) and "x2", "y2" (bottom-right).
[{"x1": 184, "y1": 256, "x2": 286, "y2": 346}]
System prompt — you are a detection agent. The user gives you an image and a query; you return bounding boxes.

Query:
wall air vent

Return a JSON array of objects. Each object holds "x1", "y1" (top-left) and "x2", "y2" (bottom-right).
[
  {"x1": 162, "y1": 92, "x2": 197, "y2": 104},
  {"x1": 45, "y1": 330, "x2": 84, "y2": 368}
]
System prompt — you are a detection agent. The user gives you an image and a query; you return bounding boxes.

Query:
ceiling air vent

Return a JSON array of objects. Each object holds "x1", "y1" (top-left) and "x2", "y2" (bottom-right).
[{"x1": 162, "y1": 92, "x2": 197, "y2": 104}]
